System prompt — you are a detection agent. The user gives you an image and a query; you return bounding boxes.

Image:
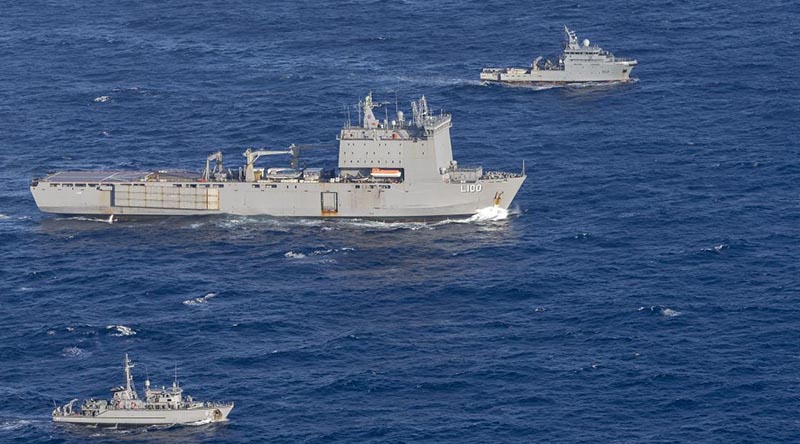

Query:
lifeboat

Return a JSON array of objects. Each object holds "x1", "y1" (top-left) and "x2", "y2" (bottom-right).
[
  {"x1": 370, "y1": 168, "x2": 401, "y2": 178},
  {"x1": 267, "y1": 168, "x2": 302, "y2": 180}
]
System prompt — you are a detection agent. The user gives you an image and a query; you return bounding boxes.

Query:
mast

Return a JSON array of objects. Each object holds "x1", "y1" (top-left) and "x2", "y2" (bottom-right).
[
  {"x1": 362, "y1": 92, "x2": 379, "y2": 129},
  {"x1": 123, "y1": 354, "x2": 137, "y2": 399}
]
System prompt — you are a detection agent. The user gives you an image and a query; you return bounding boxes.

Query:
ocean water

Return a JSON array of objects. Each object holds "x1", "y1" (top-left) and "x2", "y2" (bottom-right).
[{"x1": 1, "y1": 1, "x2": 799, "y2": 442}]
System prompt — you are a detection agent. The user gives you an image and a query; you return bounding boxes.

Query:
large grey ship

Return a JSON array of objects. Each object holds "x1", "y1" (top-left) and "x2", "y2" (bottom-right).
[
  {"x1": 31, "y1": 94, "x2": 525, "y2": 219},
  {"x1": 480, "y1": 26, "x2": 637, "y2": 84},
  {"x1": 52, "y1": 354, "x2": 233, "y2": 427}
]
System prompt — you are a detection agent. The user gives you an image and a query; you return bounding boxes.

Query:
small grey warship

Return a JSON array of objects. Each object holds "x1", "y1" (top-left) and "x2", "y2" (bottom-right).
[
  {"x1": 480, "y1": 26, "x2": 637, "y2": 84},
  {"x1": 52, "y1": 354, "x2": 233, "y2": 426},
  {"x1": 30, "y1": 94, "x2": 525, "y2": 219}
]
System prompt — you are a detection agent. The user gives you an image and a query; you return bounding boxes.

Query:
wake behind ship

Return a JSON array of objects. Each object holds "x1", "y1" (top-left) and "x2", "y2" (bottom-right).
[{"x1": 31, "y1": 94, "x2": 525, "y2": 219}]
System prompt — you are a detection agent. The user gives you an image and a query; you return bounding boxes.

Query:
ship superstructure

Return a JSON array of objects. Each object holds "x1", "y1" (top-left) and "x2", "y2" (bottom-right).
[
  {"x1": 480, "y1": 26, "x2": 637, "y2": 84},
  {"x1": 52, "y1": 354, "x2": 233, "y2": 426},
  {"x1": 31, "y1": 94, "x2": 525, "y2": 219}
]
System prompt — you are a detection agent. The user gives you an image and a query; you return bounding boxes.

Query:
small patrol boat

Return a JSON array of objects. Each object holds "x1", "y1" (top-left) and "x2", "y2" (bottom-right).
[
  {"x1": 52, "y1": 354, "x2": 233, "y2": 427},
  {"x1": 481, "y1": 26, "x2": 637, "y2": 84}
]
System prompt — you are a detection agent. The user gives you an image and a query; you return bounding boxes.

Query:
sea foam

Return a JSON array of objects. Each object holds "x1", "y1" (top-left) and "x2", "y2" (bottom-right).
[
  {"x1": 106, "y1": 325, "x2": 137, "y2": 336},
  {"x1": 183, "y1": 292, "x2": 218, "y2": 305}
]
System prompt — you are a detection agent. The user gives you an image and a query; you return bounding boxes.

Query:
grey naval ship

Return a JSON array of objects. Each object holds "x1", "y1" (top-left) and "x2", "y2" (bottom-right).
[
  {"x1": 30, "y1": 94, "x2": 525, "y2": 219},
  {"x1": 52, "y1": 354, "x2": 233, "y2": 427},
  {"x1": 480, "y1": 26, "x2": 637, "y2": 84}
]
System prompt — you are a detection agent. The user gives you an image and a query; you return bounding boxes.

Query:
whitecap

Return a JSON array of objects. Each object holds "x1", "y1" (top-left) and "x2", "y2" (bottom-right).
[
  {"x1": 660, "y1": 307, "x2": 681, "y2": 317},
  {"x1": 702, "y1": 243, "x2": 728, "y2": 253},
  {"x1": 311, "y1": 247, "x2": 355, "y2": 256},
  {"x1": 93, "y1": 95, "x2": 110, "y2": 103},
  {"x1": 284, "y1": 251, "x2": 306, "y2": 259},
  {"x1": 106, "y1": 325, "x2": 137, "y2": 336},
  {"x1": 62, "y1": 347, "x2": 90, "y2": 358},
  {"x1": 182, "y1": 292, "x2": 218, "y2": 306},
  {"x1": 0, "y1": 214, "x2": 10, "y2": 220}
]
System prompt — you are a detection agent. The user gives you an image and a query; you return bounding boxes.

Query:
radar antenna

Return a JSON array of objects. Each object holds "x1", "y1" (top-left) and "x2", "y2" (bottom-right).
[{"x1": 411, "y1": 95, "x2": 429, "y2": 127}]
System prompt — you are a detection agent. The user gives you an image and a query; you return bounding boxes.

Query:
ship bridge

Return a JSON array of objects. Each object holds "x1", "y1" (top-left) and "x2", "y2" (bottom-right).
[{"x1": 337, "y1": 94, "x2": 455, "y2": 183}]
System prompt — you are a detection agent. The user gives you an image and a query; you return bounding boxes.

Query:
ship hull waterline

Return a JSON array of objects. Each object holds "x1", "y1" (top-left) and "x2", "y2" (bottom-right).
[
  {"x1": 31, "y1": 176, "x2": 525, "y2": 220},
  {"x1": 52, "y1": 404, "x2": 234, "y2": 427}
]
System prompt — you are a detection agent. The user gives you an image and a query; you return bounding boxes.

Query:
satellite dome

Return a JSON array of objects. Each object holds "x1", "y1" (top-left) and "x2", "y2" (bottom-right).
[{"x1": 583, "y1": 39, "x2": 590, "y2": 47}]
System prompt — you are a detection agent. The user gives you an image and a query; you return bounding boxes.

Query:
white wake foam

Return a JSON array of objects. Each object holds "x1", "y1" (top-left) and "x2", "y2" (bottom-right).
[
  {"x1": 57, "y1": 215, "x2": 115, "y2": 224},
  {"x1": 463, "y1": 206, "x2": 509, "y2": 223},
  {"x1": 0, "y1": 419, "x2": 35, "y2": 432},
  {"x1": 106, "y1": 325, "x2": 137, "y2": 336},
  {"x1": 183, "y1": 292, "x2": 218, "y2": 306}
]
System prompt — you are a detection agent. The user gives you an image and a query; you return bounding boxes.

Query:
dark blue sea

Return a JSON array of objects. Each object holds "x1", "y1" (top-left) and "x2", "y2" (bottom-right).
[{"x1": 1, "y1": 1, "x2": 799, "y2": 442}]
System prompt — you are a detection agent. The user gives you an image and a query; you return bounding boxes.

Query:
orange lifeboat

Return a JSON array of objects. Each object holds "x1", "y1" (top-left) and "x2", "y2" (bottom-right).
[{"x1": 370, "y1": 168, "x2": 402, "y2": 178}]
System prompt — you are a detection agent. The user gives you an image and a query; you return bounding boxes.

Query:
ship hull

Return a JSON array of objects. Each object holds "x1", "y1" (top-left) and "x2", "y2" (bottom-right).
[
  {"x1": 31, "y1": 176, "x2": 525, "y2": 219},
  {"x1": 480, "y1": 62, "x2": 636, "y2": 84},
  {"x1": 52, "y1": 404, "x2": 233, "y2": 426}
]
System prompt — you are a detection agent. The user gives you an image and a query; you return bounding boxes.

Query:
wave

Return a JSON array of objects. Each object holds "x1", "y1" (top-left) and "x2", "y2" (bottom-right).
[
  {"x1": 183, "y1": 292, "x2": 218, "y2": 305},
  {"x1": 62, "y1": 346, "x2": 91, "y2": 358},
  {"x1": 702, "y1": 243, "x2": 728, "y2": 253},
  {"x1": 638, "y1": 306, "x2": 682, "y2": 318},
  {"x1": 284, "y1": 247, "x2": 355, "y2": 259},
  {"x1": 661, "y1": 307, "x2": 681, "y2": 317},
  {"x1": 106, "y1": 325, "x2": 137, "y2": 336}
]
